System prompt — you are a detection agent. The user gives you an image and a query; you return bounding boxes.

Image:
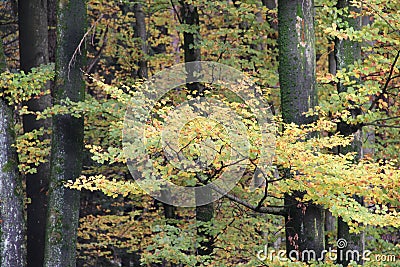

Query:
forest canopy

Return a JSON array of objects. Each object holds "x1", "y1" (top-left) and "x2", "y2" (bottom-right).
[{"x1": 0, "y1": 0, "x2": 399, "y2": 266}]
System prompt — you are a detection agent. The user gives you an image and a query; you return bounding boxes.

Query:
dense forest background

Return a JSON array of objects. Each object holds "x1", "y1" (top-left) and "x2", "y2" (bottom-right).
[{"x1": 0, "y1": 0, "x2": 399, "y2": 266}]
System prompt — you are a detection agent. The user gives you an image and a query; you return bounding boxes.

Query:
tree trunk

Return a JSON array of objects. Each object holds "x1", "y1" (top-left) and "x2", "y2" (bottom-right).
[
  {"x1": 18, "y1": 1, "x2": 51, "y2": 266},
  {"x1": 179, "y1": 1, "x2": 214, "y2": 259},
  {"x1": 48, "y1": 0, "x2": 57, "y2": 63},
  {"x1": 334, "y1": 1, "x2": 364, "y2": 265},
  {"x1": 43, "y1": 0, "x2": 86, "y2": 266},
  {"x1": 0, "y1": 36, "x2": 26, "y2": 267},
  {"x1": 180, "y1": 1, "x2": 203, "y2": 97},
  {"x1": 325, "y1": 46, "x2": 337, "y2": 250},
  {"x1": 134, "y1": 2, "x2": 148, "y2": 79},
  {"x1": 278, "y1": 0, "x2": 325, "y2": 261},
  {"x1": 195, "y1": 186, "x2": 214, "y2": 258}
]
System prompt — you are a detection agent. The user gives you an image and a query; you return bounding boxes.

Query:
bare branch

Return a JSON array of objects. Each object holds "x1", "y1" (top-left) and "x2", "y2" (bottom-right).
[
  {"x1": 205, "y1": 181, "x2": 286, "y2": 216},
  {"x1": 68, "y1": 14, "x2": 104, "y2": 79},
  {"x1": 364, "y1": 123, "x2": 400, "y2": 129},
  {"x1": 369, "y1": 50, "x2": 400, "y2": 111}
]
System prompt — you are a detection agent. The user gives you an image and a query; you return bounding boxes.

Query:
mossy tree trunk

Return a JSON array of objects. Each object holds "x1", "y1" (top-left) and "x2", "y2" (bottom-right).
[
  {"x1": 18, "y1": 1, "x2": 51, "y2": 266},
  {"x1": 278, "y1": 0, "x2": 325, "y2": 261},
  {"x1": 334, "y1": 1, "x2": 364, "y2": 265},
  {"x1": 0, "y1": 35, "x2": 26, "y2": 267},
  {"x1": 43, "y1": 0, "x2": 86, "y2": 266}
]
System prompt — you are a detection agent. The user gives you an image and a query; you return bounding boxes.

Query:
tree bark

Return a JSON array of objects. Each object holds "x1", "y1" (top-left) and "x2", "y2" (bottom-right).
[
  {"x1": 180, "y1": 1, "x2": 203, "y2": 97},
  {"x1": 43, "y1": 0, "x2": 86, "y2": 266},
  {"x1": 325, "y1": 46, "x2": 337, "y2": 250},
  {"x1": 48, "y1": 0, "x2": 57, "y2": 63},
  {"x1": 134, "y1": 2, "x2": 148, "y2": 79},
  {"x1": 18, "y1": 1, "x2": 51, "y2": 266},
  {"x1": 179, "y1": 1, "x2": 214, "y2": 259},
  {"x1": 0, "y1": 35, "x2": 26, "y2": 267},
  {"x1": 334, "y1": 1, "x2": 364, "y2": 265},
  {"x1": 278, "y1": 0, "x2": 325, "y2": 261}
]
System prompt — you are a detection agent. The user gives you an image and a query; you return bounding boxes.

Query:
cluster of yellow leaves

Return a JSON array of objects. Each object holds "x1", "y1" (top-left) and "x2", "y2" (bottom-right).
[
  {"x1": 273, "y1": 119, "x2": 400, "y2": 229},
  {"x1": 0, "y1": 64, "x2": 54, "y2": 104},
  {"x1": 77, "y1": 195, "x2": 157, "y2": 264},
  {"x1": 66, "y1": 174, "x2": 143, "y2": 198},
  {"x1": 86, "y1": 144, "x2": 126, "y2": 164},
  {"x1": 76, "y1": 76, "x2": 400, "y2": 230},
  {"x1": 15, "y1": 128, "x2": 51, "y2": 174}
]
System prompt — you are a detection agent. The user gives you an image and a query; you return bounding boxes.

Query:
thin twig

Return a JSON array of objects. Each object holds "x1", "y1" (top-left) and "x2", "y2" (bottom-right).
[
  {"x1": 68, "y1": 14, "x2": 104, "y2": 80},
  {"x1": 369, "y1": 50, "x2": 400, "y2": 111},
  {"x1": 171, "y1": 0, "x2": 182, "y2": 24},
  {"x1": 85, "y1": 24, "x2": 109, "y2": 74},
  {"x1": 364, "y1": 123, "x2": 400, "y2": 129}
]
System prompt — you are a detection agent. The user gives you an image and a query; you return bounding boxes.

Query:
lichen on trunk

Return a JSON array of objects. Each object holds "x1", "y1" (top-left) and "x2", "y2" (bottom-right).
[
  {"x1": 43, "y1": 0, "x2": 86, "y2": 266},
  {"x1": 0, "y1": 35, "x2": 26, "y2": 267},
  {"x1": 278, "y1": 0, "x2": 325, "y2": 261}
]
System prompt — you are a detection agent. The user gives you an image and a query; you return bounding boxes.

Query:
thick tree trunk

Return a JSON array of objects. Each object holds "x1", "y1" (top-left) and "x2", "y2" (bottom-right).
[
  {"x1": 278, "y1": 0, "x2": 325, "y2": 261},
  {"x1": 0, "y1": 36, "x2": 25, "y2": 267},
  {"x1": 179, "y1": 1, "x2": 214, "y2": 259},
  {"x1": 334, "y1": 1, "x2": 364, "y2": 265},
  {"x1": 18, "y1": 1, "x2": 51, "y2": 266},
  {"x1": 43, "y1": 1, "x2": 86, "y2": 266},
  {"x1": 48, "y1": 0, "x2": 57, "y2": 63}
]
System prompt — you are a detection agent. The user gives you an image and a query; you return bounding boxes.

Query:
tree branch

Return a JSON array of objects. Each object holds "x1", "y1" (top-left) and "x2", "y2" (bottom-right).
[
  {"x1": 364, "y1": 123, "x2": 400, "y2": 129},
  {"x1": 369, "y1": 50, "x2": 400, "y2": 111},
  {"x1": 206, "y1": 181, "x2": 286, "y2": 216}
]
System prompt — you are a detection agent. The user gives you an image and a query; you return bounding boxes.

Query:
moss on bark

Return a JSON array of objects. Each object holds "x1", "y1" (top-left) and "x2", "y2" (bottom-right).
[
  {"x1": 278, "y1": 0, "x2": 325, "y2": 261},
  {"x1": 43, "y1": 1, "x2": 86, "y2": 267}
]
